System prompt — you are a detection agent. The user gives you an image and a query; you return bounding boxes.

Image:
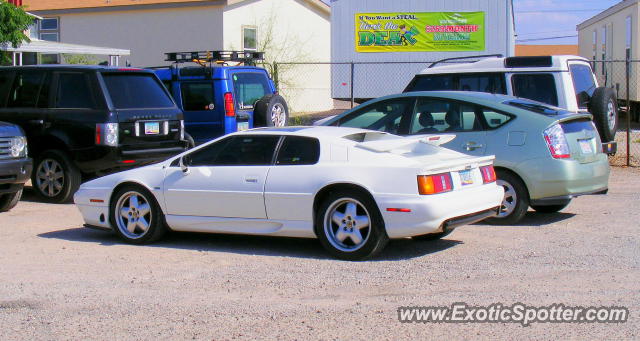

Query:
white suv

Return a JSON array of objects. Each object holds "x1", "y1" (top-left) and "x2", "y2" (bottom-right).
[{"x1": 404, "y1": 55, "x2": 618, "y2": 152}]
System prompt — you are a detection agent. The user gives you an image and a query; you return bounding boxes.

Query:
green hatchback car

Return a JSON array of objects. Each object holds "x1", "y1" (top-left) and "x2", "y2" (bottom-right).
[{"x1": 317, "y1": 91, "x2": 610, "y2": 224}]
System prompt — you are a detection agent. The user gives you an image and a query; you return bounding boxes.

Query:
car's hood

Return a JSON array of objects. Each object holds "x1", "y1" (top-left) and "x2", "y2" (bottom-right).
[{"x1": 0, "y1": 122, "x2": 24, "y2": 137}]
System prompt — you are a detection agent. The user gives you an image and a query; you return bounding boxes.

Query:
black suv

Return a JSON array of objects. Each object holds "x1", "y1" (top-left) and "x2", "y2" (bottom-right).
[{"x1": 0, "y1": 66, "x2": 188, "y2": 203}]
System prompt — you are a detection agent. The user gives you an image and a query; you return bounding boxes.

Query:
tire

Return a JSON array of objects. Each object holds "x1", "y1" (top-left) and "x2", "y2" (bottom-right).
[
  {"x1": 109, "y1": 184, "x2": 166, "y2": 244},
  {"x1": 590, "y1": 87, "x2": 618, "y2": 142},
  {"x1": 531, "y1": 200, "x2": 570, "y2": 213},
  {"x1": 412, "y1": 229, "x2": 453, "y2": 241},
  {"x1": 253, "y1": 94, "x2": 289, "y2": 127},
  {"x1": 31, "y1": 150, "x2": 81, "y2": 203},
  {"x1": 315, "y1": 189, "x2": 388, "y2": 260},
  {"x1": 485, "y1": 170, "x2": 529, "y2": 225},
  {"x1": 0, "y1": 189, "x2": 23, "y2": 212}
]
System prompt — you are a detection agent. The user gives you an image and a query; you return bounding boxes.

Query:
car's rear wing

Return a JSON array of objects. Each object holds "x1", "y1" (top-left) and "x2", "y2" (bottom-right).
[{"x1": 355, "y1": 134, "x2": 456, "y2": 153}]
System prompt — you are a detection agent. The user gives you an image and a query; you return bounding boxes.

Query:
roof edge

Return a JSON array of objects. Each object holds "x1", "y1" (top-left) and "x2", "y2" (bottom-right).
[{"x1": 577, "y1": 0, "x2": 638, "y2": 30}]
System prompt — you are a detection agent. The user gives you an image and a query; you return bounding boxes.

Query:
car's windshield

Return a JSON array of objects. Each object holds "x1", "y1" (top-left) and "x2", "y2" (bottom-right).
[{"x1": 504, "y1": 98, "x2": 572, "y2": 116}]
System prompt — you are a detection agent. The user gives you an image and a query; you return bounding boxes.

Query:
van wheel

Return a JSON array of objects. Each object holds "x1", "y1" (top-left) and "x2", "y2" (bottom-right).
[
  {"x1": 32, "y1": 150, "x2": 81, "y2": 203},
  {"x1": 254, "y1": 94, "x2": 289, "y2": 127},
  {"x1": 0, "y1": 189, "x2": 23, "y2": 212},
  {"x1": 485, "y1": 170, "x2": 529, "y2": 225},
  {"x1": 315, "y1": 190, "x2": 388, "y2": 260},
  {"x1": 590, "y1": 87, "x2": 618, "y2": 142}
]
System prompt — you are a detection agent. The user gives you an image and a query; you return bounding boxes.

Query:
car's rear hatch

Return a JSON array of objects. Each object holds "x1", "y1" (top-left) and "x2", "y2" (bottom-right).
[
  {"x1": 99, "y1": 70, "x2": 183, "y2": 150},
  {"x1": 555, "y1": 114, "x2": 601, "y2": 164}
]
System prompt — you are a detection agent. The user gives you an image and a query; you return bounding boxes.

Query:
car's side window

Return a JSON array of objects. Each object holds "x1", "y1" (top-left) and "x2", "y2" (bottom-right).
[
  {"x1": 406, "y1": 75, "x2": 455, "y2": 92},
  {"x1": 275, "y1": 136, "x2": 320, "y2": 165},
  {"x1": 232, "y1": 73, "x2": 270, "y2": 109},
  {"x1": 339, "y1": 98, "x2": 414, "y2": 134},
  {"x1": 55, "y1": 73, "x2": 95, "y2": 109},
  {"x1": 480, "y1": 108, "x2": 513, "y2": 129},
  {"x1": 0, "y1": 72, "x2": 14, "y2": 107},
  {"x1": 181, "y1": 82, "x2": 214, "y2": 111},
  {"x1": 511, "y1": 73, "x2": 559, "y2": 106},
  {"x1": 409, "y1": 98, "x2": 483, "y2": 134},
  {"x1": 7, "y1": 72, "x2": 46, "y2": 108},
  {"x1": 186, "y1": 135, "x2": 280, "y2": 167},
  {"x1": 459, "y1": 73, "x2": 506, "y2": 94},
  {"x1": 569, "y1": 64, "x2": 597, "y2": 109}
]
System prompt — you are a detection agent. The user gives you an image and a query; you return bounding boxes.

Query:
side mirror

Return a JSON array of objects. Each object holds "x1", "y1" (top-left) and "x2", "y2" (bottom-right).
[{"x1": 179, "y1": 156, "x2": 190, "y2": 174}]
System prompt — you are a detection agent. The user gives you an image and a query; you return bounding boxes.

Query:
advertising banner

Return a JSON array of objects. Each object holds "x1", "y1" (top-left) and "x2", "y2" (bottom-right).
[{"x1": 355, "y1": 12, "x2": 486, "y2": 52}]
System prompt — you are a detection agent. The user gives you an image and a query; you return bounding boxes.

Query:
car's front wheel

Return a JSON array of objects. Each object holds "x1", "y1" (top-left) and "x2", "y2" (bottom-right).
[
  {"x1": 110, "y1": 185, "x2": 166, "y2": 244},
  {"x1": 485, "y1": 170, "x2": 529, "y2": 225},
  {"x1": 315, "y1": 190, "x2": 388, "y2": 260},
  {"x1": 32, "y1": 150, "x2": 81, "y2": 203},
  {"x1": 0, "y1": 189, "x2": 23, "y2": 212}
]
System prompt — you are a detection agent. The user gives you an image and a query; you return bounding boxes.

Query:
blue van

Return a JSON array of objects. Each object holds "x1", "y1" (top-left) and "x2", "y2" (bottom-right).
[{"x1": 152, "y1": 51, "x2": 289, "y2": 145}]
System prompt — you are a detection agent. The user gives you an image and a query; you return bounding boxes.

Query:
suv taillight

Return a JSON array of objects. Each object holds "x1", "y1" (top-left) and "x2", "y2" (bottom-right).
[
  {"x1": 417, "y1": 173, "x2": 453, "y2": 195},
  {"x1": 543, "y1": 124, "x2": 570, "y2": 159},
  {"x1": 224, "y1": 92, "x2": 235, "y2": 117},
  {"x1": 480, "y1": 165, "x2": 496, "y2": 183},
  {"x1": 96, "y1": 123, "x2": 119, "y2": 147},
  {"x1": 180, "y1": 120, "x2": 184, "y2": 141}
]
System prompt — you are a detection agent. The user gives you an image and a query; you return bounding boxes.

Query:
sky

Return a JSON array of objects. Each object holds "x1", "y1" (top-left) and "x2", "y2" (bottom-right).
[
  {"x1": 513, "y1": 0, "x2": 620, "y2": 45},
  {"x1": 321, "y1": 0, "x2": 622, "y2": 45}
]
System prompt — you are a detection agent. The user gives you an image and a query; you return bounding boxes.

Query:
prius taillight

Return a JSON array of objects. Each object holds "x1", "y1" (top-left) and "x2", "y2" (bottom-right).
[
  {"x1": 417, "y1": 173, "x2": 453, "y2": 195},
  {"x1": 480, "y1": 165, "x2": 497, "y2": 184},
  {"x1": 224, "y1": 92, "x2": 235, "y2": 117}
]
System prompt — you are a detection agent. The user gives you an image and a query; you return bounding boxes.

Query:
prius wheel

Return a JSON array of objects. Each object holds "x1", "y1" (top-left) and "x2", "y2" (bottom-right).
[
  {"x1": 110, "y1": 185, "x2": 166, "y2": 244},
  {"x1": 32, "y1": 150, "x2": 81, "y2": 203},
  {"x1": 485, "y1": 170, "x2": 528, "y2": 225},
  {"x1": 315, "y1": 190, "x2": 388, "y2": 260}
]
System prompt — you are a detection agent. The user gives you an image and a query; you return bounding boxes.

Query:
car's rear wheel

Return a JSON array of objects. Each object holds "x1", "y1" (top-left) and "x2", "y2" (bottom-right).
[
  {"x1": 110, "y1": 185, "x2": 166, "y2": 244},
  {"x1": 32, "y1": 150, "x2": 81, "y2": 203},
  {"x1": 531, "y1": 200, "x2": 570, "y2": 213},
  {"x1": 0, "y1": 189, "x2": 23, "y2": 212},
  {"x1": 590, "y1": 87, "x2": 618, "y2": 142},
  {"x1": 253, "y1": 94, "x2": 289, "y2": 127},
  {"x1": 315, "y1": 190, "x2": 388, "y2": 260},
  {"x1": 485, "y1": 170, "x2": 529, "y2": 225}
]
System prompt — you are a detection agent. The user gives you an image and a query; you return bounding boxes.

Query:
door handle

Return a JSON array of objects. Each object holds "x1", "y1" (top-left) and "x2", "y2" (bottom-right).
[
  {"x1": 28, "y1": 119, "x2": 44, "y2": 125},
  {"x1": 464, "y1": 142, "x2": 484, "y2": 151},
  {"x1": 244, "y1": 176, "x2": 258, "y2": 183}
]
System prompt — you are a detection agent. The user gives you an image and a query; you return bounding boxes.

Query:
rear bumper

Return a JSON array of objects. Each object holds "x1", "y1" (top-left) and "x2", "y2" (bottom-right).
[
  {"x1": 517, "y1": 154, "x2": 610, "y2": 201},
  {"x1": 74, "y1": 141, "x2": 188, "y2": 174},
  {"x1": 378, "y1": 183, "x2": 504, "y2": 238},
  {"x1": 0, "y1": 157, "x2": 32, "y2": 194}
]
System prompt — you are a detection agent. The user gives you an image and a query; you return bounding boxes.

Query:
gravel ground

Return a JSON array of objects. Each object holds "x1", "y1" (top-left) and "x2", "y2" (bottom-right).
[{"x1": 1, "y1": 167, "x2": 639, "y2": 340}]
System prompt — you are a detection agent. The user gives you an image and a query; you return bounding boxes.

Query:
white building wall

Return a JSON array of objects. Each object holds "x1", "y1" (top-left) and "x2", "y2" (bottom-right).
[{"x1": 223, "y1": 0, "x2": 332, "y2": 112}]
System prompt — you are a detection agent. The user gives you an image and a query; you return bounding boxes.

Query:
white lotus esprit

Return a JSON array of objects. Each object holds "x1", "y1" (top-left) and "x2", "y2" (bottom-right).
[{"x1": 74, "y1": 127, "x2": 503, "y2": 260}]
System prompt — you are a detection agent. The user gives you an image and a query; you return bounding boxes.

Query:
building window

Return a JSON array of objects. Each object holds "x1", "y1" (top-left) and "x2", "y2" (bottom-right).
[
  {"x1": 242, "y1": 26, "x2": 257, "y2": 51},
  {"x1": 592, "y1": 30, "x2": 597, "y2": 72},
  {"x1": 626, "y1": 16, "x2": 632, "y2": 60},
  {"x1": 40, "y1": 17, "x2": 60, "y2": 64},
  {"x1": 601, "y1": 25, "x2": 607, "y2": 76},
  {"x1": 40, "y1": 17, "x2": 58, "y2": 30}
]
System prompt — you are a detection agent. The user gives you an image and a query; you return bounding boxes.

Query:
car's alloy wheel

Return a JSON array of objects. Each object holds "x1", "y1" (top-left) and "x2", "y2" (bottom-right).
[
  {"x1": 35, "y1": 158, "x2": 65, "y2": 198},
  {"x1": 607, "y1": 100, "x2": 617, "y2": 132},
  {"x1": 324, "y1": 198, "x2": 371, "y2": 252},
  {"x1": 271, "y1": 103, "x2": 287, "y2": 127},
  {"x1": 110, "y1": 185, "x2": 166, "y2": 244},
  {"x1": 496, "y1": 179, "x2": 516, "y2": 218},
  {"x1": 114, "y1": 191, "x2": 153, "y2": 239},
  {"x1": 485, "y1": 170, "x2": 529, "y2": 225}
]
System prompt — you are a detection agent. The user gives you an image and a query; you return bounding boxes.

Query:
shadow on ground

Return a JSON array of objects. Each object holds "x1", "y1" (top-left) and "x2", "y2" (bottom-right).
[
  {"x1": 473, "y1": 211, "x2": 576, "y2": 228},
  {"x1": 19, "y1": 186, "x2": 74, "y2": 205},
  {"x1": 38, "y1": 227, "x2": 462, "y2": 261}
]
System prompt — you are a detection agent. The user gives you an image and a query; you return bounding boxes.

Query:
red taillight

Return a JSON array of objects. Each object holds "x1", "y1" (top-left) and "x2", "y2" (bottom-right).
[
  {"x1": 95, "y1": 125, "x2": 101, "y2": 145},
  {"x1": 543, "y1": 124, "x2": 571, "y2": 159},
  {"x1": 480, "y1": 165, "x2": 496, "y2": 184},
  {"x1": 120, "y1": 160, "x2": 136, "y2": 164},
  {"x1": 417, "y1": 173, "x2": 453, "y2": 195},
  {"x1": 224, "y1": 92, "x2": 235, "y2": 117}
]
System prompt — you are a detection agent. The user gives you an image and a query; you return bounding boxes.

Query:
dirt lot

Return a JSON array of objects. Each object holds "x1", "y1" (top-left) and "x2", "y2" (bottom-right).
[{"x1": 1, "y1": 167, "x2": 639, "y2": 340}]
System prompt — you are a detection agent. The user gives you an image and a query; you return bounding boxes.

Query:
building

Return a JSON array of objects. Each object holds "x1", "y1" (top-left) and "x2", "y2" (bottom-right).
[
  {"x1": 23, "y1": 0, "x2": 332, "y2": 111},
  {"x1": 515, "y1": 44, "x2": 578, "y2": 57},
  {"x1": 577, "y1": 0, "x2": 636, "y2": 104},
  {"x1": 330, "y1": 0, "x2": 515, "y2": 100}
]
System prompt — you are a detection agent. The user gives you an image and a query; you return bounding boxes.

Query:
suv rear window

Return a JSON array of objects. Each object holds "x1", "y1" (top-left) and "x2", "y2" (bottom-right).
[
  {"x1": 102, "y1": 73, "x2": 174, "y2": 109},
  {"x1": 232, "y1": 73, "x2": 270, "y2": 109},
  {"x1": 511, "y1": 73, "x2": 559, "y2": 106},
  {"x1": 569, "y1": 64, "x2": 597, "y2": 109},
  {"x1": 405, "y1": 73, "x2": 506, "y2": 94}
]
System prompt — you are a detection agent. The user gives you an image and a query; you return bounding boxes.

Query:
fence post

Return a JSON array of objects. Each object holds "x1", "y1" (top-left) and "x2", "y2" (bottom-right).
[
  {"x1": 626, "y1": 58, "x2": 631, "y2": 167},
  {"x1": 273, "y1": 63, "x2": 279, "y2": 93},
  {"x1": 350, "y1": 62, "x2": 355, "y2": 109}
]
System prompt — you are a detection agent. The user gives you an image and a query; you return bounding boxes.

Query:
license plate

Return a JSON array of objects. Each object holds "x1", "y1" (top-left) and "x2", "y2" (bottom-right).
[
  {"x1": 144, "y1": 122, "x2": 160, "y2": 135},
  {"x1": 579, "y1": 139, "x2": 593, "y2": 154},
  {"x1": 459, "y1": 169, "x2": 473, "y2": 186},
  {"x1": 237, "y1": 121, "x2": 249, "y2": 131}
]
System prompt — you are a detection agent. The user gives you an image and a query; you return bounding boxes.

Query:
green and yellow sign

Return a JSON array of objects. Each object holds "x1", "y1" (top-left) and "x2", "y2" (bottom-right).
[{"x1": 355, "y1": 12, "x2": 485, "y2": 52}]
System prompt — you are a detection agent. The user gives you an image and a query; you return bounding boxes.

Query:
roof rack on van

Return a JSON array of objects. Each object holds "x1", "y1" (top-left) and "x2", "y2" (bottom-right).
[
  {"x1": 164, "y1": 50, "x2": 264, "y2": 66},
  {"x1": 427, "y1": 54, "x2": 503, "y2": 69}
]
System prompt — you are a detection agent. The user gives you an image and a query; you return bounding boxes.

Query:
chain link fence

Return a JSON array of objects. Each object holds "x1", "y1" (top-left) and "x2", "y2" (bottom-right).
[{"x1": 275, "y1": 60, "x2": 640, "y2": 167}]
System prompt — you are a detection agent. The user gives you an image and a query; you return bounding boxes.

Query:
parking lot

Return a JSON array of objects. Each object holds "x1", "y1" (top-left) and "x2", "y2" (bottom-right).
[{"x1": 0, "y1": 166, "x2": 638, "y2": 340}]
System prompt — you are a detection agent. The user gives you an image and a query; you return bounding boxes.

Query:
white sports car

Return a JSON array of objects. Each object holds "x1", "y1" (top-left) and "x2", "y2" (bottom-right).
[{"x1": 74, "y1": 127, "x2": 503, "y2": 260}]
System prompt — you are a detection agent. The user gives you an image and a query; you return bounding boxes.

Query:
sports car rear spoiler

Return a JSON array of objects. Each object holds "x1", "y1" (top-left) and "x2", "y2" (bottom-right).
[{"x1": 356, "y1": 134, "x2": 456, "y2": 153}]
